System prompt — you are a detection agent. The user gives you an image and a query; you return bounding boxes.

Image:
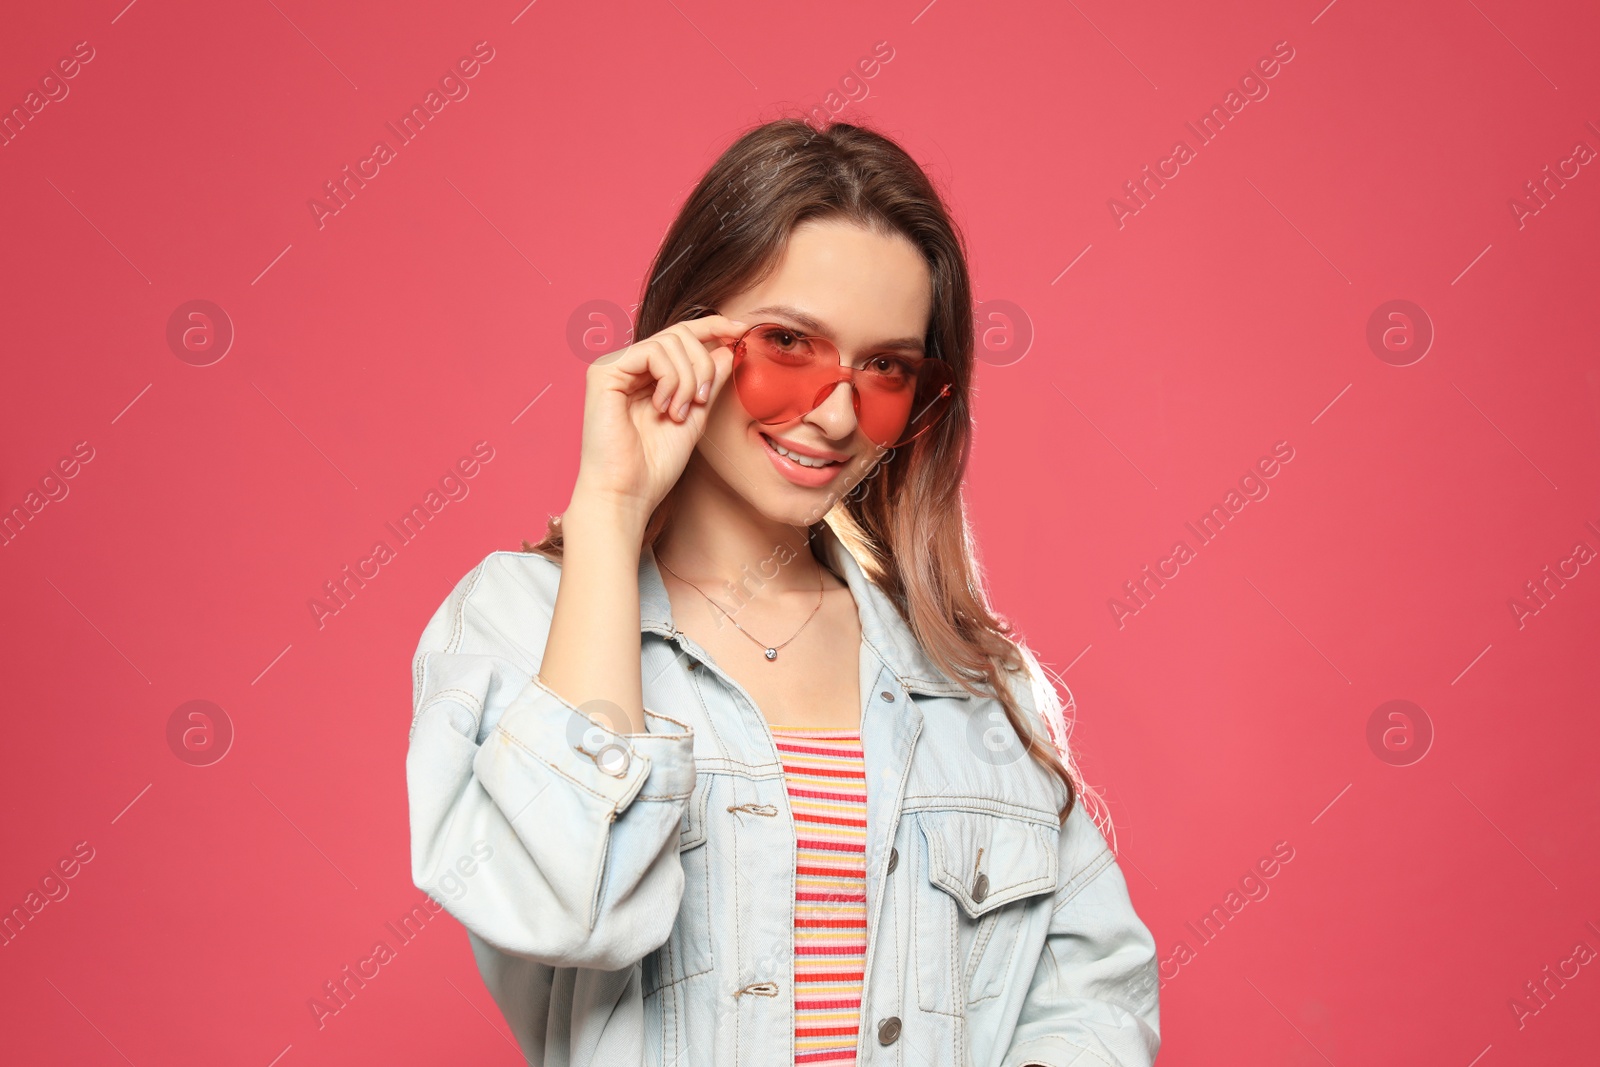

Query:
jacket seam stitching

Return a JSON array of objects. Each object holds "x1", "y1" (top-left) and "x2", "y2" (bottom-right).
[
  {"x1": 901, "y1": 796, "x2": 1059, "y2": 824},
  {"x1": 965, "y1": 906, "x2": 1001, "y2": 1002},
  {"x1": 588, "y1": 818, "x2": 611, "y2": 932},
  {"x1": 422, "y1": 687, "x2": 484, "y2": 713},
  {"x1": 492, "y1": 723, "x2": 632, "y2": 809},
  {"x1": 686, "y1": 652, "x2": 733, "y2": 758},
  {"x1": 918, "y1": 827, "x2": 964, "y2": 1018},
  {"x1": 641, "y1": 705, "x2": 693, "y2": 733},
  {"x1": 683, "y1": 759, "x2": 786, "y2": 777},
  {"x1": 410, "y1": 561, "x2": 486, "y2": 718},
  {"x1": 858, "y1": 632, "x2": 970, "y2": 699},
  {"x1": 864, "y1": 684, "x2": 922, "y2": 1024},
  {"x1": 732, "y1": 775, "x2": 744, "y2": 1056},
  {"x1": 1054, "y1": 846, "x2": 1117, "y2": 913},
  {"x1": 444, "y1": 560, "x2": 488, "y2": 655},
  {"x1": 644, "y1": 964, "x2": 712, "y2": 994},
  {"x1": 526, "y1": 642, "x2": 692, "y2": 816}
]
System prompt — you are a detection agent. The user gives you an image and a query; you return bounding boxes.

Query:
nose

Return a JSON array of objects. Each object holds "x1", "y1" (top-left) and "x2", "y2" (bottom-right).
[{"x1": 804, "y1": 380, "x2": 859, "y2": 440}]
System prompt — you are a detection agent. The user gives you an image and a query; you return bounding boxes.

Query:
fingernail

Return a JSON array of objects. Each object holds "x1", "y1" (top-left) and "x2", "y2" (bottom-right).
[
  {"x1": 676, "y1": 400, "x2": 690, "y2": 420},
  {"x1": 696, "y1": 381, "x2": 710, "y2": 402}
]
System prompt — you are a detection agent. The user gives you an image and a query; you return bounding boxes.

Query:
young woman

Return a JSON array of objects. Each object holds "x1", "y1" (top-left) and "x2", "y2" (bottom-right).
[{"x1": 407, "y1": 119, "x2": 1160, "y2": 1066}]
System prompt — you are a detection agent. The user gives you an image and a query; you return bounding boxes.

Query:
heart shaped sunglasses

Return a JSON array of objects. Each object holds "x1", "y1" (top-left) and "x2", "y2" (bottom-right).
[{"x1": 728, "y1": 321, "x2": 955, "y2": 449}]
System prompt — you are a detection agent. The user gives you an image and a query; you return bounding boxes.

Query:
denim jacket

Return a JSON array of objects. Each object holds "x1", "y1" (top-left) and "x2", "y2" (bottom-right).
[{"x1": 406, "y1": 522, "x2": 1161, "y2": 1066}]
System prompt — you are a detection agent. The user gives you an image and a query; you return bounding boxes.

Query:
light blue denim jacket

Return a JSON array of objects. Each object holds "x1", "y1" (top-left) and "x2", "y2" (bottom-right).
[{"x1": 406, "y1": 522, "x2": 1161, "y2": 1066}]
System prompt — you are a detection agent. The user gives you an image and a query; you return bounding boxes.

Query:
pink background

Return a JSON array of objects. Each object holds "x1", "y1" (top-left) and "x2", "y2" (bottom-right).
[{"x1": 3, "y1": 0, "x2": 1598, "y2": 1064}]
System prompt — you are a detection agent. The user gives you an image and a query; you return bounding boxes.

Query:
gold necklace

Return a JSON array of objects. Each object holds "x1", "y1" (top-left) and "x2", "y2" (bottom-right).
[{"x1": 656, "y1": 552, "x2": 825, "y2": 662}]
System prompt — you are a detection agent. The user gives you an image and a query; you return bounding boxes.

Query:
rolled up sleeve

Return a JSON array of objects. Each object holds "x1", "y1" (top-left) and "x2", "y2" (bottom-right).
[{"x1": 406, "y1": 555, "x2": 697, "y2": 973}]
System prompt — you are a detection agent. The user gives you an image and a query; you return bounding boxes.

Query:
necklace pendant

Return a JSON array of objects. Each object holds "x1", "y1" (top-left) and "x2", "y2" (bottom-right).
[{"x1": 764, "y1": 648, "x2": 778, "y2": 661}]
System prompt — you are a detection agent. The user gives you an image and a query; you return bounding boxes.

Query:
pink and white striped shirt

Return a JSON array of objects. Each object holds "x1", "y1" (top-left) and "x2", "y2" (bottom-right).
[{"x1": 770, "y1": 725, "x2": 870, "y2": 1066}]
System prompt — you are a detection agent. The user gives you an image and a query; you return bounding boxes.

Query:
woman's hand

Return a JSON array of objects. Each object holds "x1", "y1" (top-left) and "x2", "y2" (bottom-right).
[
  {"x1": 543, "y1": 315, "x2": 744, "y2": 741},
  {"x1": 570, "y1": 314, "x2": 747, "y2": 524}
]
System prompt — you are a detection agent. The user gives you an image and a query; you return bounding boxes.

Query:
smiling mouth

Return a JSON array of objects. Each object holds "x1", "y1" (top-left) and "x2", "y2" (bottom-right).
[{"x1": 760, "y1": 433, "x2": 845, "y2": 469}]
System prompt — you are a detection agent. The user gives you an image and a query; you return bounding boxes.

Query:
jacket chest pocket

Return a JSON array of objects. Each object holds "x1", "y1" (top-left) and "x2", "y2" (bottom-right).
[
  {"x1": 912, "y1": 808, "x2": 1058, "y2": 1015},
  {"x1": 642, "y1": 780, "x2": 714, "y2": 997}
]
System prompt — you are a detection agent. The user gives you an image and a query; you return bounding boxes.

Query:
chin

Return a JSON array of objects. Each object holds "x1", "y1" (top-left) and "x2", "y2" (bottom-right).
[
  {"x1": 742, "y1": 481, "x2": 845, "y2": 528},
  {"x1": 744, "y1": 468, "x2": 864, "y2": 529}
]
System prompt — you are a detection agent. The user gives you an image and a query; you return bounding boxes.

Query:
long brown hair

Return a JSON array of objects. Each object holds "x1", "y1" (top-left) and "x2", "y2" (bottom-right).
[{"x1": 525, "y1": 117, "x2": 1094, "y2": 826}]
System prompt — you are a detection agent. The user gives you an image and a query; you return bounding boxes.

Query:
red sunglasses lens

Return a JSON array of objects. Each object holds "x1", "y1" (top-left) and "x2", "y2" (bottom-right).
[
  {"x1": 731, "y1": 326, "x2": 825, "y2": 424},
  {"x1": 733, "y1": 325, "x2": 955, "y2": 449},
  {"x1": 871, "y1": 356, "x2": 954, "y2": 448}
]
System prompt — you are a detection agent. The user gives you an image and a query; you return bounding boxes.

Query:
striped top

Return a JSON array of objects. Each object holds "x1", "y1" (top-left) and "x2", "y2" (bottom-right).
[{"x1": 770, "y1": 725, "x2": 869, "y2": 1066}]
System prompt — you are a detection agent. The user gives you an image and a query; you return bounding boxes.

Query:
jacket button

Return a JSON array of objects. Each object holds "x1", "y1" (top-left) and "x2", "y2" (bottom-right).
[
  {"x1": 887, "y1": 846, "x2": 899, "y2": 874},
  {"x1": 595, "y1": 745, "x2": 630, "y2": 777},
  {"x1": 877, "y1": 1016, "x2": 901, "y2": 1045},
  {"x1": 879, "y1": 690, "x2": 895, "y2": 702},
  {"x1": 972, "y1": 872, "x2": 990, "y2": 903}
]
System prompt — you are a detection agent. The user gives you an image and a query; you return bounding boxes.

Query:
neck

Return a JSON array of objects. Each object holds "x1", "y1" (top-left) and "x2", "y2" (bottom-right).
[{"x1": 654, "y1": 463, "x2": 825, "y2": 596}]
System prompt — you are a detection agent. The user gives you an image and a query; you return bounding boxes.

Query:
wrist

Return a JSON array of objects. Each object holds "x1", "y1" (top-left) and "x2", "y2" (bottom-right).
[{"x1": 563, "y1": 486, "x2": 653, "y2": 542}]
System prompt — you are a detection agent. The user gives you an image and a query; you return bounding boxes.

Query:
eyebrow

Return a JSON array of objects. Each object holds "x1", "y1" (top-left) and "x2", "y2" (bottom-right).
[{"x1": 744, "y1": 304, "x2": 927, "y2": 355}]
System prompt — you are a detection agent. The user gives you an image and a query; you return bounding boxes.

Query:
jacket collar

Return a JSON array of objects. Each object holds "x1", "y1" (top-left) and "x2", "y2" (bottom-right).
[{"x1": 638, "y1": 521, "x2": 972, "y2": 699}]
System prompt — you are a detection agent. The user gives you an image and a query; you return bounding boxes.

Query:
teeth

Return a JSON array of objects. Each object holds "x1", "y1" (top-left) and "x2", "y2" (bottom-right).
[{"x1": 767, "y1": 436, "x2": 837, "y2": 468}]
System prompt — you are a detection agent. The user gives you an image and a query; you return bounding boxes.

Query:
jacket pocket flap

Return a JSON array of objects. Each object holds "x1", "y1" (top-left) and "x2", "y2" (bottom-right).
[{"x1": 918, "y1": 809, "x2": 1057, "y2": 919}]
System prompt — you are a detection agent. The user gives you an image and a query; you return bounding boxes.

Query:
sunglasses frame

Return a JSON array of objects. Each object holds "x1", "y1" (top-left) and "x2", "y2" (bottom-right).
[{"x1": 728, "y1": 320, "x2": 956, "y2": 450}]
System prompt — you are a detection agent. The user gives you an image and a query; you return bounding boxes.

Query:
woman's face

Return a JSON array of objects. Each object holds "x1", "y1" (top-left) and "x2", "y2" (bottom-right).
[{"x1": 692, "y1": 217, "x2": 935, "y2": 526}]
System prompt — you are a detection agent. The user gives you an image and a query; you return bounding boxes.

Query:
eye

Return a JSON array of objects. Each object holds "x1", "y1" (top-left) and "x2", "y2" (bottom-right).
[
  {"x1": 761, "y1": 326, "x2": 802, "y2": 348},
  {"x1": 864, "y1": 355, "x2": 915, "y2": 381}
]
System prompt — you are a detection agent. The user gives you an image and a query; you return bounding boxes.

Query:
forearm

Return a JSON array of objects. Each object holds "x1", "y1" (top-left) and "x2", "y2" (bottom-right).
[{"x1": 539, "y1": 490, "x2": 652, "y2": 734}]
